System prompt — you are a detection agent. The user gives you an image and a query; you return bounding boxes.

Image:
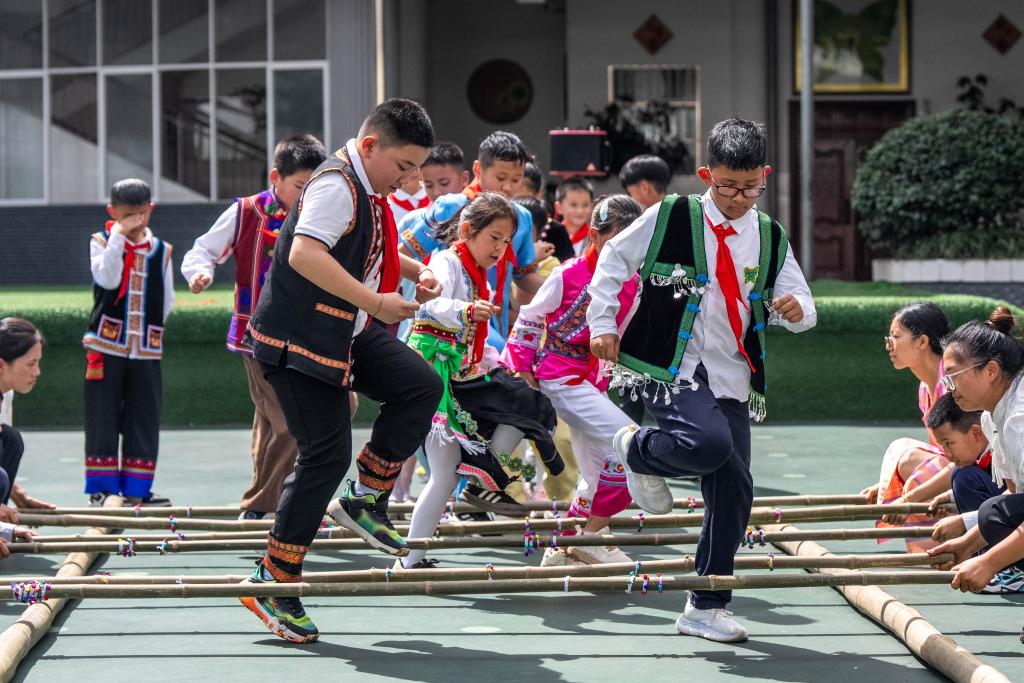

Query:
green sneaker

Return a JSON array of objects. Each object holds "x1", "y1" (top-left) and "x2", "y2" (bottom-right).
[
  {"x1": 327, "y1": 480, "x2": 409, "y2": 557},
  {"x1": 239, "y1": 561, "x2": 319, "y2": 643}
]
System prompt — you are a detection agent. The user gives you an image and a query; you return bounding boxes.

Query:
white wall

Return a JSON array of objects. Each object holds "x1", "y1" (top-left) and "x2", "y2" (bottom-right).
[{"x1": 565, "y1": 0, "x2": 770, "y2": 198}]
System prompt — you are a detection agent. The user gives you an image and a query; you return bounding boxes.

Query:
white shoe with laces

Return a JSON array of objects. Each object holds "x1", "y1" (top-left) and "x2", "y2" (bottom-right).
[
  {"x1": 540, "y1": 546, "x2": 582, "y2": 567},
  {"x1": 612, "y1": 425, "x2": 673, "y2": 515},
  {"x1": 566, "y1": 527, "x2": 633, "y2": 565},
  {"x1": 675, "y1": 595, "x2": 749, "y2": 642}
]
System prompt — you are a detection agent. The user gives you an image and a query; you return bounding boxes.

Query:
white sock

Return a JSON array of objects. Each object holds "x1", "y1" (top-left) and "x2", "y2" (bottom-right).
[{"x1": 354, "y1": 481, "x2": 382, "y2": 498}]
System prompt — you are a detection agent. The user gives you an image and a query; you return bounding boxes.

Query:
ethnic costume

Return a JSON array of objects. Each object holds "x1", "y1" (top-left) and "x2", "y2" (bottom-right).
[
  {"x1": 588, "y1": 191, "x2": 815, "y2": 611},
  {"x1": 402, "y1": 245, "x2": 560, "y2": 567},
  {"x1": 502, "y1": 248, "x2": 639, "y2": 523},
  {"x1": 181, "y1": 189, "x2": 299, "y2": 514},
  {"x1": 83, "y1": 224, "x2": 174, "y2": 499}
]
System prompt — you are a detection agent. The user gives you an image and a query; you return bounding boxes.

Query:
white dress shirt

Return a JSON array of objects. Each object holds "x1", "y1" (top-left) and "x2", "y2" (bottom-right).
[
  {"x1": 180, "y1": 203, "x2": 238, "y2": 285},
  {"x1": 587, "y1": 190, "x2": 816, "y2": 401},
  {"x1": 293, "y1": 139, "x2": 384, "y2": 336}
]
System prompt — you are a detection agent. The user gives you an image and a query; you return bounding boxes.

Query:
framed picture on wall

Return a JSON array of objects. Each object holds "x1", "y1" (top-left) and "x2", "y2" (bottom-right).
[{"x1": 795, "y1": 0, "x2": 910, "y2": 93}]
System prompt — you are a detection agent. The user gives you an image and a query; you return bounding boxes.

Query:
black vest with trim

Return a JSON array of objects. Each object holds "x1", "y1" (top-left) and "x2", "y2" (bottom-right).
[
  {"x1": 85, "y1": 237, "x2": 168, "y2": 358},
  {"x1": 618, "y1": 194, "x2": 789, "y2": 419},
  {"x1": 245, "y1": 149, "x2": 380, "y2": 387}
]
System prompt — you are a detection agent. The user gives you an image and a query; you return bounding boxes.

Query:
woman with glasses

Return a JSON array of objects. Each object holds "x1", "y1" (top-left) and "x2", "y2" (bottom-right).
[
  {"x1": 862, "y1": 302, "x2": 954, "y2": 551},
  {"x1": 929, "y1": 306, "x2": 1024, "y2": 593}
]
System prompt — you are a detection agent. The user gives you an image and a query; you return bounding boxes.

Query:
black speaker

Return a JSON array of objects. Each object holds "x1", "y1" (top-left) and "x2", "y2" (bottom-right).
[{"x1": 549, "y1": 129, "x2": 609, "y2": 178}]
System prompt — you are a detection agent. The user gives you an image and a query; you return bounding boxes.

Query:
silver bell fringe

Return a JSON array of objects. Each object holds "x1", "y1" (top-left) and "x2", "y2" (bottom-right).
[{"x1": 605, "y1": 364, "x2": 698, "y2": 406}]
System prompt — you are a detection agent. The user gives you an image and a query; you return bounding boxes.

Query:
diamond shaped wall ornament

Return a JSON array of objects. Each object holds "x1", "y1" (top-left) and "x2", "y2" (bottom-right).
[
  {"x1": 983, "y1": 14, "x2": 1021, "y2": 55},
  {"x1": 634, "y1": 14, "x2": 673, "y2": 55}
]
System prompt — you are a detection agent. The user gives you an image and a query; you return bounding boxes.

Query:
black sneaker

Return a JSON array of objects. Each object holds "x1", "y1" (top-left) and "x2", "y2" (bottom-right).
[
  {"x1": 238, "y1": 510, "x2": 273, "y2": 521},
  {"x1": 88, "y1": 492, "x2": 114, "y2": 507},
  {"x1": 125, "y1": 492, "x2": 172, "y2": 507},
  {"x1": 404, "y1": 558, "x2": 440, "y2": 569},
  {"x1": 239, "y1": 561, "x2": 319, "y2": 643},
  {"x1": 327, "y1": 480, "x2": 408, "y2": 557},
  {"x1": 460, "y1": 484, "x2": 528, "y2": 517},
  {"x1": 455, "y1": 511, "x2": 493, "y2": 523}
]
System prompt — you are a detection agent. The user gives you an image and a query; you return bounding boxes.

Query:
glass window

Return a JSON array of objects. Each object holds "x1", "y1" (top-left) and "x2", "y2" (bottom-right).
[
  {"x1": 49, "y1": 0, "x2": 97, "y2": 68},
  {"x1": 0, "y1": 1, "x2": 43, "y2": 69},
  {"x1": 102, "y1": 0, "x2": 152, "y2": 65},
  {"x1": 273, "y1": 69, "x2": 323, "y2": 143},
  {"x1": 161, "y1": 70, "x2": 210, "y2": 200},
  {"x1": 106, "y1": 74, "x2": 153, "y2": 188},
  {"x1": 216, "y1": 68, "x2": 266, "y2": 199},
  {"x1": 159, "y1": 0, "x2": 208, "y2": 64},
  {"x1": 273, "y1": 0, "x2": 325, "y2": 61},
  {"x1": 51, "y1": 74, "x2": 99, "y2": 202},
  {"x1": 0, "y1": 79, "x2": 45, "y2": 199},
  {"x1": 215, "y1": 0, "x2": 267, "y2": 63}
]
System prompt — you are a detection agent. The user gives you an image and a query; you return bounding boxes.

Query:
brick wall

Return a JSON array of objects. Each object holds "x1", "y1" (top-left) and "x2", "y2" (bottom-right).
[{"x1": 0, "y1": 203, "x2": 233, "y2": 285}]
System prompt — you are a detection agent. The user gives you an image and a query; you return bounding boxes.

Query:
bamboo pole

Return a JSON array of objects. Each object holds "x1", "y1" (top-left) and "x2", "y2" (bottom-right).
[
  {"x1": 762, "y1": 523, "x2": 1010, "y2": 683},
  {"x1": 0, "y1": 526, "x2": 937, "y2": 555},
  {"x1": 5, "y1": 570, "x2": 957, "y2": 600},
  {"x1": 0, "y1": 495, "x2": 125, "y2": 683},
  {"x1": 28, "y1": 493, "x2": 880, "y2": 518},
  {"x1": 0, "y1": 552, "x2": 952, "y2": 586},
  {"x1": 17, "y1": 503, "x2": 948, "y2": 533}
]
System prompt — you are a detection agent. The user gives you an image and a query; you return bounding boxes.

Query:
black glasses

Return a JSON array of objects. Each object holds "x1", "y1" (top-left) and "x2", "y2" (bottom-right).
[{"x1": 709, "y1": 171, "x2": 767, "y2": 199}]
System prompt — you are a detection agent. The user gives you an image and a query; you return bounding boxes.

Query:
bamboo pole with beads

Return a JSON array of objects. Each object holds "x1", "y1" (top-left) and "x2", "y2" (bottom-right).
[
  {"x1": 26, "y1": 493, "x2": 879, "y2": 518},
  {"x1": 5, "y1": 570, "x2": 958, "y2": 601},
  {"x1": 0, "y1": 495, "x2": 125, "y2": 683},
  {"x1": 0, "y1": 526, "x2": 937, "y2": 555},
  {"x1": 16, "y1": 503, "x2": 949, "y2": 534},
  {"x1": 0, "y1": 552, "x2": 952, "y2": 586},
  {"x1": 762, "y1": 523, "x2": 1010, "y2": 683}
]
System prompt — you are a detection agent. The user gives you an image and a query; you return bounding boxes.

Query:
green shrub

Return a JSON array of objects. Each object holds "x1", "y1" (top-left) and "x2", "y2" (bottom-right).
[{"x1": 851, "y1": 110, "x2": 1024, "y2": 258}]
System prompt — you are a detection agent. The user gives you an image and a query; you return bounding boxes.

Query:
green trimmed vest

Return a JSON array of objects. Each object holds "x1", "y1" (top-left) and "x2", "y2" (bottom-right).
[{"x1": 616, "y1": 194, "x2": 789, "y2": 421}]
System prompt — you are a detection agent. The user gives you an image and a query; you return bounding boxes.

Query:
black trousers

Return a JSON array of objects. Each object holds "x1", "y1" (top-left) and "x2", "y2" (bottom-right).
[
  {"x1": 978, "y1": 493, "x2": 1024, "y2": 567},
  {"x1": 626, "y1": 364, "x2": 753, "y2": 610},
  {"x1": 0, "y1": 426, "x2": 25, "y2": 505},
  {"x1": 264, "y1": 323, "x2": 442, "y2": 560},
  {"x1": 83, "y1": 354, "x2": 162, "y2": 497}
]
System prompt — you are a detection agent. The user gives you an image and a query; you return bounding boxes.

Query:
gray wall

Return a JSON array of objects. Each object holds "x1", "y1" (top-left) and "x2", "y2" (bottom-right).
[{"x1": 327, "y1": 0, "x2": 378, "y2": 149}]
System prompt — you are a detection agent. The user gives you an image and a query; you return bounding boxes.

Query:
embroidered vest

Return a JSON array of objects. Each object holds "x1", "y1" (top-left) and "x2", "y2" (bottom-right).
[
  {"x1": 228, "y1": 190, "x2": 288, "y2": 354},
  {"x1": 83, "y1": 234, "x2": 169, "y2": 359},
  {"x1": 244, "y1": 149, "x2": 380, "y2": 388},
  {"x1": 617, "y1": 194, "x2": 789, "y2": 420}
]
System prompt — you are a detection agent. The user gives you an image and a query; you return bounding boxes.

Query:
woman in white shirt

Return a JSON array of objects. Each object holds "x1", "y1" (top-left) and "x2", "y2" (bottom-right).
[{"x1": 929, "y1": 306, "x2": 1024, "y2": 592}]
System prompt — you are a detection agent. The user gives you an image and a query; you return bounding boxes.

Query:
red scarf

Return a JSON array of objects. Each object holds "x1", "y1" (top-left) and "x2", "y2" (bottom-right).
[
  {"x1": 388, "y1": 192, "x2": 430, "y2": 212},
  {"x1": 566, "y1": 245, "x2": 601, "y2": 386},
  {"x1": 106, "y1": 221, "x2": 150, "y2": 304},
  {"x1": 370, "y1": 195, "x2": 401, "y2": 295},
  {"x1": 462, "y1": 179, "x2": 482, "y2": 200},
  {"x1": 455, "y1": 241, "x2": 492, "y2": 366},
  {"x1": 707, "y1": 214, "x2": 755, "y2": 373},
  {"x1": 569, "y1": 223, "x2": 591, "y2": 246},
  {"x1": 459, "y1": 179, "x2": 517, "y2": 306}
]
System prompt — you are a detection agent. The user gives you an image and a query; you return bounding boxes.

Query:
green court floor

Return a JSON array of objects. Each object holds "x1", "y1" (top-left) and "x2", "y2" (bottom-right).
[{"x1": 5, "y1": 425, "x2": 1021, "y2": 682}]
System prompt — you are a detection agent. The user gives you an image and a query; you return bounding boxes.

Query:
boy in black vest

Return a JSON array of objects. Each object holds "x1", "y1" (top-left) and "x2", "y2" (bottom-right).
[
  {"x1": 83, "y1": 179, "x2": 174, "y2": 507},
  {"x1": 588, "y1": 118, "x2": 816, "y2": 642},
  {"x1": 239, "y1": 99, "x2": 443, "y2": 643}
]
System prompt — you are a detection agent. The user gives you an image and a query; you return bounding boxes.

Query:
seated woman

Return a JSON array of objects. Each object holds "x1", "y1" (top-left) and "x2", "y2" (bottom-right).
[
  {"x1": 0, "y1": 318, "x2": 50, "y2": 554},
  {"x1": 862, "y1": 303, "x2": 954, "y2": 551}
]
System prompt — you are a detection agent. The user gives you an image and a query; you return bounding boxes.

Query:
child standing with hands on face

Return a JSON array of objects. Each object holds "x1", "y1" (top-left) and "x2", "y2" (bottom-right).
[
  {"x1": 400, "y1": 192, "x2": 561, "y2": 569},
  {"x1": 83, "y1": 179, "x2": 174, "y2": 507},
  {"x1": 588, "y1": 118, "x2": 816, "y2": 642}
]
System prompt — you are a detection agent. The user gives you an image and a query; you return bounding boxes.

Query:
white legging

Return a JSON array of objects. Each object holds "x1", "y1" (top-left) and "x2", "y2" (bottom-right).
[{"x1": 404, "y1": 424, "x2": 525, "y2": 566}]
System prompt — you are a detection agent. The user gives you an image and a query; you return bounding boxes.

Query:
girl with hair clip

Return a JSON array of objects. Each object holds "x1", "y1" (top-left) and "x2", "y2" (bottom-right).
[
  {"x1": 502, "y1": 194, "x2": 643, "y2": 566},
  {"x1": 930, "y1": 306, "x2": 1024, "y2": 594},
  {"x1": 863, "y1": 303, "x2": 954, "y2": 551},
  {"x1": 400, "y1": 192, "x2": 562, "y2": 570}
]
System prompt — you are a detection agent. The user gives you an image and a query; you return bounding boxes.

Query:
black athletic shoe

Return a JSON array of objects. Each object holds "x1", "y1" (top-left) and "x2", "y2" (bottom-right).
[
  {"x1": 126, "y1": 492, "x2": 172, "y2": 507},
  {"x1": 405, "y1": 558, "x2": 440, "y2": 569},
  {"x1": 239, "y1": 561, "x2": 319, "y2": 643},
  {"x1": 327, "y1": 480, "x2": 408, "y2": 556},
  {"x1": 88, "y1": 492, "x2": 114, "y2": 507},
  {"x1": 460, "y1": 484, "x2": 528, "y2": 517}
]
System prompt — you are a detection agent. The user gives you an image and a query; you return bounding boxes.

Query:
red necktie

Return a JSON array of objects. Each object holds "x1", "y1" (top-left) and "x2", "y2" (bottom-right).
[
  {"x1": 709, "y1": 220, "x2": 755, "y2": 373},
  {"x1": 370, "y1": 195, "x2": 401, "y2": 296},
  {"x1": 116, "y1": 242, "x2": 150, "y2": 304}
]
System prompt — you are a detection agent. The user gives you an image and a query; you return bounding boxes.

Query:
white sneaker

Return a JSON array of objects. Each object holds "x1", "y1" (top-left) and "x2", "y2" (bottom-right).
[
  {"x1": 567, "y1": 527, "x2": 633, "y2": 564},
  {"x1": 612, "y1": 425, "x2": 673, "y2": 515},
  {"x1": 675, "y1": 597, "x2": 749, "y2": 642},
  {"x1": 540, "y1": 546, "x2": 582, "y2": 567}
]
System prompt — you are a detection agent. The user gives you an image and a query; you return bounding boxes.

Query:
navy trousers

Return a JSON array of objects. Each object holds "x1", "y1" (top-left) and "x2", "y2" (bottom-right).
[
  {"x1": 951, "y1": 465, "x2": 1003, "y2": 514},
  {"x1": 626, "y1": 364, "x2": 753, "y2": 610},
  {"x1": 0, "y1": 426, "x2": 24, "y2": 505}
]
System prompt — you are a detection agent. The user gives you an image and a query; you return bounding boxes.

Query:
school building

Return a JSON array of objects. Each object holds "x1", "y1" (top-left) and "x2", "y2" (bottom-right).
[{"x1": 0, "y1": 0, "x2": 1021, "y2": 284}]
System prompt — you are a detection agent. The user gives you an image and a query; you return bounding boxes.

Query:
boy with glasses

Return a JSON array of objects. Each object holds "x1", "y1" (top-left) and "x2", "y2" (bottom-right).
[{"x1": 588, "y1": 117, "x2": 816, "y2": 642}]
